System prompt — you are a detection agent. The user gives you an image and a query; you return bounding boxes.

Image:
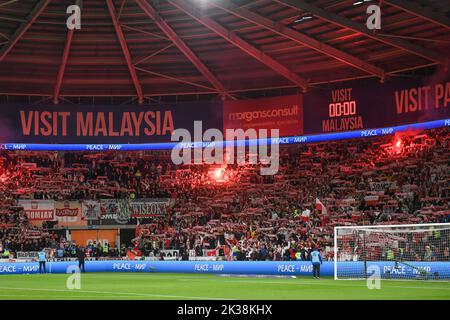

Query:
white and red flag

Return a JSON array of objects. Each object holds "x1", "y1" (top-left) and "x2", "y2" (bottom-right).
[
  {"x1": 135, "y1": 219, "x2": 142, "y2": 239},
  {"x1": 315, "y1": 198, "x2": 328, "y2": 215}
]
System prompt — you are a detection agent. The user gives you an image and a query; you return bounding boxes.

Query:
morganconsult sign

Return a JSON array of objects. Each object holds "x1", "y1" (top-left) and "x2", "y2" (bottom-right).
[{"x1": 222, "y1": 95, "x2": 304, "y2": 137}]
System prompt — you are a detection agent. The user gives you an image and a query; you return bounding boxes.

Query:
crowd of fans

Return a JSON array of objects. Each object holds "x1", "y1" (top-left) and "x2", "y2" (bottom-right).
[{"x1": 0, "y1": 127, "x2": 449, "y2": 261}]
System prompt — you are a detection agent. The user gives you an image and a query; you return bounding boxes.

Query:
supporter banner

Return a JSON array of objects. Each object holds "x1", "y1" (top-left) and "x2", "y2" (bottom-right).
[
  {"x1": 159, "y1": 250, "x2": 179, "y2": 258},
  {"x1": 87, "y1": 199, "x2": 170, "y2": 225},
  {"x1": 89, "y1": 200, "x2": 137, "y2": 226},
  {"x1": 304, "y1": 69, "x2": 450, "y2": 134},
  {"x1": 0, "y1": 261, "x2": 449, "y2": 278},
  {"x1": 97, "y1": 199, "x2": 133, "y2": 225},
  {"x1": 203, "y1": 249, "x2": 218, "y2": 257},
  {"x1": 81, "y1": 200, "x2": 101, "y2": 220},
  {"x1": 223, "y1": 95, "x2": 303, "y2": 137},
  {"x1": 55, "y1": 201, "x2": 80, "y2": 217},
  {"x1": 189, "y1": 256, "x2": 217, "y2": 261},
  {"x1": 0, "y1": 101, "x2": 222, "y2": 144},
  {"x1": 16, "y1": 252, "x2": 38, "y2": 259},
  {"x1": 26, "y1": 230, "x2": 47, "y2": 239},
  {"x1": 55, "y1": 201, "x2": 86, "y2": 227},
  {"x1": 70, "y1": 229, "x2": 118, "y2": 247},
  {"x1": 130, "y1": 199, "x2": 169, "y2": 218},
  {"x1": 17, "y1": 200, "x2": 86, "y2": 227},
  {"x1": 18, "y1": 200, "x2": 55, "y2": 221}
]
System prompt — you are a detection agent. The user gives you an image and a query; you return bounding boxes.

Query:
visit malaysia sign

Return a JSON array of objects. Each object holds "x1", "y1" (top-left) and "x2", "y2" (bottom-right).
[{"x1": 0, "y1": 101, "x2": 222, "y2": 144}]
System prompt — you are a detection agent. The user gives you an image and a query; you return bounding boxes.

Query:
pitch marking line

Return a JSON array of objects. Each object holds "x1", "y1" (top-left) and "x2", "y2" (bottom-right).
[
  {"x1": 177, "y1": 278, "x2": 450, "y2": 290},
  {"x1": 0, "y1": 286, "x2": 233, "y2": 300},
  {"x1": 0, "y1": 294, "x2": 140, "y2": 299}
]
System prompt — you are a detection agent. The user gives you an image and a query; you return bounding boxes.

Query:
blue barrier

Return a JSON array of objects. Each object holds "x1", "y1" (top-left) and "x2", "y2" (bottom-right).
[
  {"x1": 337, "y1": 261, "x2": 450, "y2": 279},
  {"x1": 0, "y1": 261, "x2": 325, "y2": 275},
  {"x1": 1, "y1": 118, "x2": 449, "y2": 151},
  {"x1": 1, "y1": 261, "x2": 449, "y2": 278}
]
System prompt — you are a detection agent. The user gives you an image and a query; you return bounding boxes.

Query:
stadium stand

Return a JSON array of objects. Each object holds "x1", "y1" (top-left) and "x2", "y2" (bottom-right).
[{"x1": 1, "y1": 127, "x2": 449, "y2": 262}]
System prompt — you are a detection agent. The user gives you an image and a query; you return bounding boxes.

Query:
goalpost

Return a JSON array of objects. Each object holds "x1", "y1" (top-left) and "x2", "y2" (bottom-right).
[{"x1": 334, "y1": 223, "x2": 450, "y2": 280}]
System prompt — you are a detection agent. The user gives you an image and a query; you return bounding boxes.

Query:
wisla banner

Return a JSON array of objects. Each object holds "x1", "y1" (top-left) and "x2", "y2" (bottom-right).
[
  {"x1": 88, "y1": 198, "x2": 171, "y2": 226},
  {"x1": 304, "y1": 68, "x2": 450, "y2": 134},
  {"x1": 0, "y1": 101, "x2": 222, "y2": 144}
]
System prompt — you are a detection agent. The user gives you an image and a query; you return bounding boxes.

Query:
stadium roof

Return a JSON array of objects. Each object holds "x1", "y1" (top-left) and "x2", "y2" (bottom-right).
[{"x1": 0, "y1": 0, "x2": 448, "y2": 104}]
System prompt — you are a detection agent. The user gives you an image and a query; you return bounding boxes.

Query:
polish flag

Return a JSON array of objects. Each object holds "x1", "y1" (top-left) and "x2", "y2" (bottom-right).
[
  {"x1": 135, "y1": 219, "x2": 141, "y2": 238},
  {"x1": 315, "y1": 198, "x2": 328, "y2": 215}
]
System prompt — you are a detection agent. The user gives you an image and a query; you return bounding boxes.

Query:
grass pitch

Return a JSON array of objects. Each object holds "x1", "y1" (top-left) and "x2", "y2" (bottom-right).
[{"x1": 0, "y1": 273, "x2": 449, "y2": 300}]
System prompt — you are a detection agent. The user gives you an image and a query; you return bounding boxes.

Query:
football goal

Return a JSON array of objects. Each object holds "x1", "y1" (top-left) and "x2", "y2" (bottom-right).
[{"x1": 334, "y1": 223, "x2": 450, "y2": 280}]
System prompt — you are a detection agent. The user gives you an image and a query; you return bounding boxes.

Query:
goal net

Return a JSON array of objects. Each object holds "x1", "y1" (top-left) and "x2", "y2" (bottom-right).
[{"x1": 334, "y1": 223, "x2": 450, "y2": 280}]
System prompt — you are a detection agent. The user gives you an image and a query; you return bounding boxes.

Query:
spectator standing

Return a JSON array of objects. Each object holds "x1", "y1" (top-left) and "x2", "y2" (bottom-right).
[
  {"x1": 77, "y1": 246, "x2": 86, "y2": 273},
  {"x1": 310, "y1": 247, "x2": 323, "y2": 279},
  {"x1": 38, "y1": 249, "x2": 47, "y2": 274}
]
